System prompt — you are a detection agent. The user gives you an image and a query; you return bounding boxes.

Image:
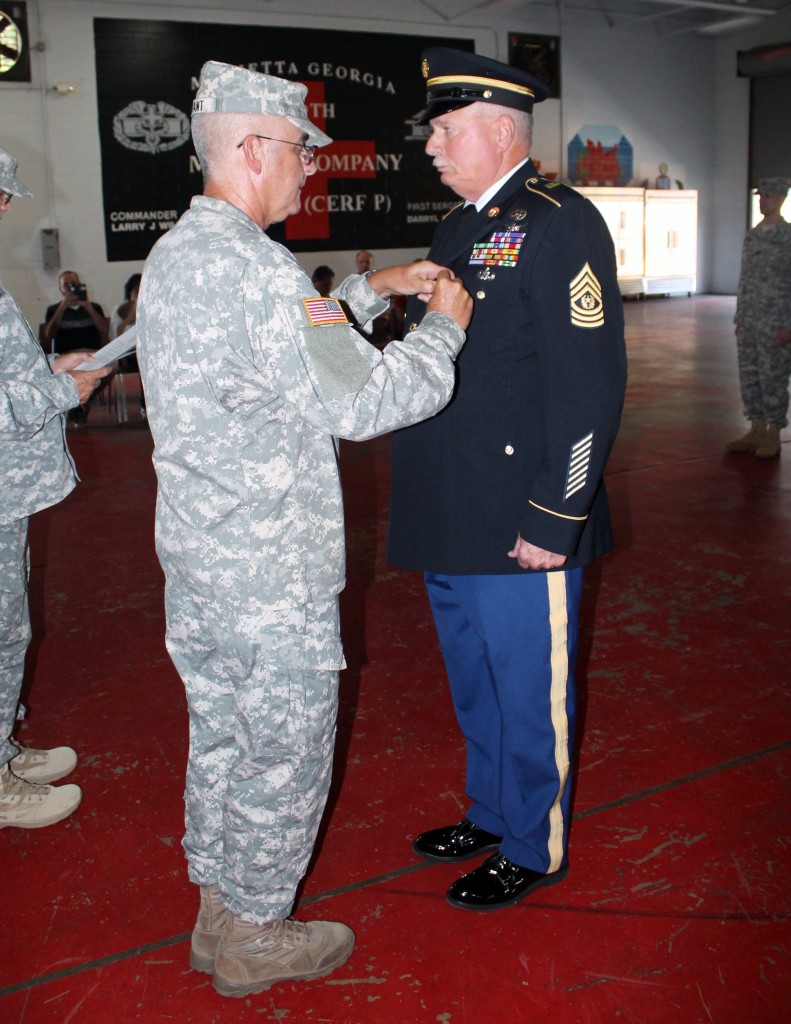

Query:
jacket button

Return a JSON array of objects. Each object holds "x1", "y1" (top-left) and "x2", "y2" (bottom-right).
[
  {"x1": 505, "y1": 445, "x2": 514, "y2": 455},
  {"x1": 476, "y1": 290, "x2": 486, "y2": 300}
]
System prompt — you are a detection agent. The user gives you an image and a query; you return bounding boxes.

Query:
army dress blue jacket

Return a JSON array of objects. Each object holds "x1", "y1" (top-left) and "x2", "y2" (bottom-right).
[{"x1": 388, "y1": 161, "x2": 628, "y2": 575}]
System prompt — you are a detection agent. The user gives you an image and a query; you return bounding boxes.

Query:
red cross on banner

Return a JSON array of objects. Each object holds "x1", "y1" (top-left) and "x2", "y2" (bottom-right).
[{"x1": 285, "y1": 81, "x2": 377, "y2": 241}]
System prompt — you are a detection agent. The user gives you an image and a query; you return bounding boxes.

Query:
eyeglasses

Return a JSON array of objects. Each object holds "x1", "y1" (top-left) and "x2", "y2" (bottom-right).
[
  {"x1": 0, "y1": 191, "x2": 12, "y2": 206},
  {"x1": 236, "y1": 134, "x2": 316, "y2": 166}
]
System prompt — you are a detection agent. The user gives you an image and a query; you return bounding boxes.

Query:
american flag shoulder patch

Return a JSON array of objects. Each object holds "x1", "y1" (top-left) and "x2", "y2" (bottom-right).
[
  {"x1": 302, "y1": 297, "x2": 349, "y2": 327},
  {"x1": 564, "y1": 431, "x2": 594, "y2": 500}
]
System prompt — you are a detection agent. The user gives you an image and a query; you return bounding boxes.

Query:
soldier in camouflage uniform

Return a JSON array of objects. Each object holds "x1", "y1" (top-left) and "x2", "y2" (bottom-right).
[
  {"x1": 727, "y1": 177, "x2": 791, "y2": 459},
  {"x1": 0, "y1": 146, "x2": 109, "y2": 829},
  {"x1": 135, "y1": 61, "x2": 471, "y2": 998}
]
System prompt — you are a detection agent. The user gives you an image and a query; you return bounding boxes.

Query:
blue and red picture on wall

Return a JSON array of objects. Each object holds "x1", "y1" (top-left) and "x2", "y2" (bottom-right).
[{"x1": 568, "y1": 125, "x2": 633, "y2": 187}]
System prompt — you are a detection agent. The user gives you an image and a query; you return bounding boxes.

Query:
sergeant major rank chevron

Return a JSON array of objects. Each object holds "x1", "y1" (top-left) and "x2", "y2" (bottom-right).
[{"x1": 569, "y1": 263, "x2": 604, "y2": 328}]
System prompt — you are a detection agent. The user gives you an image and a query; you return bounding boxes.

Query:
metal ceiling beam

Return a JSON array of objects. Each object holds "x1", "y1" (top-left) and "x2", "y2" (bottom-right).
[
  {"x1": 472, "y1": 0, "x2": 776, "y2": 13},
  {"x1": 625, "y1": 0, "x2": 775, "y2": 13},
  {"x1": 696, "y1": 13, "x2": 771, "y2": 30}
]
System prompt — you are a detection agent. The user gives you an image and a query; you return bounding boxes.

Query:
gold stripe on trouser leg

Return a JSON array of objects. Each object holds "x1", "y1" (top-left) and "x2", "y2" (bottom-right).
[{"x1": 546, "y1": 571, "x2": 570, "y2": 872}]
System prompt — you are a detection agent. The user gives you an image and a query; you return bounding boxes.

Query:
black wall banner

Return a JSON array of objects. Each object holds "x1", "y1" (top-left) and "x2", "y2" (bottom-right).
[{"x1": 94, "y1": 19, "x2": 474, "y2": 262}]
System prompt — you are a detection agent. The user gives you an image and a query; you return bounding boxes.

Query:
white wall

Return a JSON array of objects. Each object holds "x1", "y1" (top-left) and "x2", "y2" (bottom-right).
[
  {"x1": 711, "y1": 10, "x2": 791, "y2": 293},
  {"x1": 1, "y1": 0, "x2": 789, "y2": 326}
]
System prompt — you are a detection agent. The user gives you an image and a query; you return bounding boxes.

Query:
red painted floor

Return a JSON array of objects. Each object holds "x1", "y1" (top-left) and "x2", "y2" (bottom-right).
[{"x1": 1, "y1": 295, "x2": 789, "y2": 1023}]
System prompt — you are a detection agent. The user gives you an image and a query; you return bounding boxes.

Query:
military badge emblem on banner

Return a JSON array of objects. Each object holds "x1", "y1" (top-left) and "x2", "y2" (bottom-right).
[{"x1": 469, "y1": 232, "x2": 525, "y2": 268}]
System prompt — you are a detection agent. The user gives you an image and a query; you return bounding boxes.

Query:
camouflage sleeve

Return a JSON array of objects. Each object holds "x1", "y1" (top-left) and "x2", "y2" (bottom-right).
[
  {"x1": 0, "y1": 298, "x2": 79, "y2": 440},
  {"x1": 0, "y1": 373, "x2": 78, "y2": 440},
  {"x1": 244, "y1": 258, "x2": 464, "y2": 441},
  {"x1": 784, "y1": 231, "x2": 791, "y2": 329},
  {"x1": 334, "y1": 272, "x2": 390, "y2": 332}
]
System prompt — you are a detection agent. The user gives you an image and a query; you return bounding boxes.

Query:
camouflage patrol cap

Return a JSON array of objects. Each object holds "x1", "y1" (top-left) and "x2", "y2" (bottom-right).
[
  {"x1": 192, "y1": 61, "x2": 332, "y2": 148},
  {"x1": 755, "y1": 177, "x2": 790, "y2": 196},
  {"x1": 0, "y1": 145, "x2": 33, "y2": 198}
]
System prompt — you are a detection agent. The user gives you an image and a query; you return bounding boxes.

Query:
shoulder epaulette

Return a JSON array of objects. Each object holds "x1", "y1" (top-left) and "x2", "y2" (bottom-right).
[{"x1": 524, "y1": 176, "x2": 574, "y2": 209}]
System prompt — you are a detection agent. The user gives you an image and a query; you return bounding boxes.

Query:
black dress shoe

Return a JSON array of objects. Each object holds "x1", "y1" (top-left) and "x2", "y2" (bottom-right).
[
  {"x1": 446, "y1": 853, "x2": 568, "y2": 911},
  {"x1": 412, "y1": 818, "x2": 502, "y2": 862}
]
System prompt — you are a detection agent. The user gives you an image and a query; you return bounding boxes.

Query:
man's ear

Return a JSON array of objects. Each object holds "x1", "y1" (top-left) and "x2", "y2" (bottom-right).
[
  {"x1": 238, "y1": 135, "x2": 266, "y2": 175},
  {"x1": 495, "y1": 114, "x2": 516, "y2": 152}
]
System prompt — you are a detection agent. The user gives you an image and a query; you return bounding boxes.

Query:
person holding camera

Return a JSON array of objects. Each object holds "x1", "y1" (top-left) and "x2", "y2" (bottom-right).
[
  {"x1": 43, "y1": 271, "x2": 108, "y2": 356},
  {"x1": 43, "y1": 272, "x2": 109, "y2": 423}
]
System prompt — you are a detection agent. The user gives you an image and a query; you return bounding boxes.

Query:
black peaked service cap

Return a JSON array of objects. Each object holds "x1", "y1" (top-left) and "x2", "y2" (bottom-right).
[{"x1": 415, "y1": 47, "x2": 549, "y2": 125}]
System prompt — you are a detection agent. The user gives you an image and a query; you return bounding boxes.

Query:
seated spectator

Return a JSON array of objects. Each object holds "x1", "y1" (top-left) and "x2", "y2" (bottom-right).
[
  {"x1": 312, "y1": 265, "x2": 358, "y2": 326},
  {"x1": 311, "y1": 265, "x2": 335, "y2": 297},
  {"x1": 109, "y1": 273, "x2": 141, "y2": 343},
  {"x1": 109, "y1": 273, "x2": 145, "y2": 418},
  {"x1": 43, "y1": 272, "x2": 108, "y2": 355}
]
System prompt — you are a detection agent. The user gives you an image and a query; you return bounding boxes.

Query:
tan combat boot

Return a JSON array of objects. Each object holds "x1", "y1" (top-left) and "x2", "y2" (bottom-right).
[
  {"x1": 0, "y1": 762, "x2": 82, "y2": 829},
  {"x1": 9, "y1": 740, "x2": 77, "y2": 784},
  {"x1": 726, "y1": 420, "x2": 766, "y2": 452},
  {"x1": 212, "y1": 914, "x2": 355, "y2": 998},
  {"x1": 190, "y1": 883, "x2": 230, "y2": 974},
  {"x1": 754, "y1": 424, "x2": 781, "y2": 459}
]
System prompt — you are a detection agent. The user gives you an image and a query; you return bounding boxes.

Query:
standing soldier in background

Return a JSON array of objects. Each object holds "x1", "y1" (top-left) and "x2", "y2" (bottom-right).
[
  {"x1": 727, "y1": 177, "x2": 791, "y2": 459},
  {"x1": 136, "y1": 62, "x2": 470, "y2": 998},
  {"x1": 354, "y1": 250, "x2": 373, "y2": 275},
  {"x1": 0, "y1": 145, "x2": 109, "y2": 829}
]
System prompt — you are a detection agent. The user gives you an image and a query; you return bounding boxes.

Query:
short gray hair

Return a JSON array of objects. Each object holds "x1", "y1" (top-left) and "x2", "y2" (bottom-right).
[
  {"x1": 191, "y1": 112, "x2": 256, "y2": 182},
  {"x1": 471, "y1": 102, "x2": 533, "y2": 150}
]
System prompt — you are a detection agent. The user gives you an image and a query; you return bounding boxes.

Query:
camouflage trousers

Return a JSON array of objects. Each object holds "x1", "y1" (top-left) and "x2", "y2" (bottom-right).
[
  {"x1": 736, "y1": 326, "x2": 791, "y2": 428},
  {"x1": 0, "y1": 518, "x2": 30, "y2": 767},
  {"x1": 164, "y1": 575, "x2": 342, "y2": 925}
]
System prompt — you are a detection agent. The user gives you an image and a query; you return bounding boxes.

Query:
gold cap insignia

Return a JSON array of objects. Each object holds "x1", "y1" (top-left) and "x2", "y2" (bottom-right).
[
  {"x1": 570, "y1": 263, "x2": 604, "y2": 328},
  {"x1": 421, "y1": 58, "x2": 430, "y2": 79}
]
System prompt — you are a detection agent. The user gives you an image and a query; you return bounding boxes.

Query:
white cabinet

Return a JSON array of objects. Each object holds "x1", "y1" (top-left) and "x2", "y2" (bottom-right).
[
  {"x1": 643, "y1": 190, "x2": 697, "y2": 295},
  {"x1": 578, "y1": 187, "x2": 698, "y2": 297},
  {"x1": 578, "y1": 187, "x2": 645, "y2": 294}
]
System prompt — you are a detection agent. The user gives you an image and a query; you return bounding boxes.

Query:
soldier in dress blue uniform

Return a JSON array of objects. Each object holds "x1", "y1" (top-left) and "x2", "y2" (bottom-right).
[{"x1": 388, "y1": 48, "x2": 628, "y2": 910}]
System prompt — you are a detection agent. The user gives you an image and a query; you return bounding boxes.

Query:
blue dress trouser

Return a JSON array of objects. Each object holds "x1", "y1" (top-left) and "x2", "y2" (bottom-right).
[{"x1": 425, "y1": 568, "x2": 583, "y2": 874}]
